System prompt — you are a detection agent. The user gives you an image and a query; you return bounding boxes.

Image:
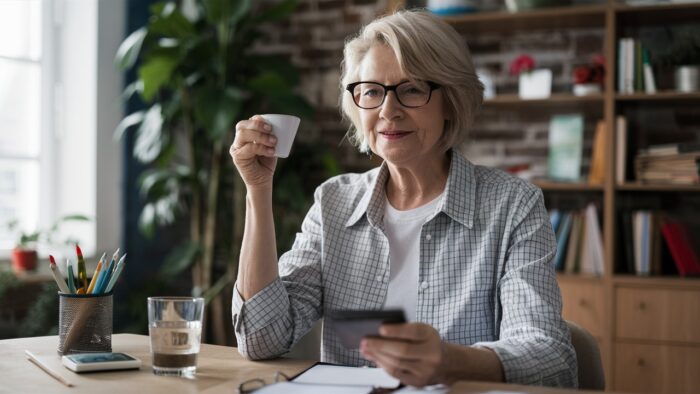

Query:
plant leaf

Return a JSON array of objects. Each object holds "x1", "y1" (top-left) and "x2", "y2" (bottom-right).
[
  {"x1": 159, "y1": 241, "x2": 200, "y2": 278},
  {"x1": 193, "y1": 86, "x2": 243, "y2": 140},
  {"x1": 254, "y1": 0, "x2": 298, "y2": 23},
  {"x1": 269, "y1": 93, "x2": 314, "y2": 118},
  {"x1": 115, "y1": 27, "x2": 147, "y2": 70},
  {"x1": 138, "y1": 203, "x2": 156, "y2": 238},
  {"x1": 246, "y1": 71, "x2": 290, "y2": 95},
  {"x1": 149, "y1": 5, "x2": 195, "y2": 39},
  {"x1": 114, "y1": 110, "x2": 145, "y2": 141},
  {"x1": 134, "y1": 104, "x2": 165, "y2": 163},
  {"x1": 202, "y1": 0, "x2": 250, "y2": 24},
  {"x1": 138, "y1": 56, "x2": 178, "y2": 102}
]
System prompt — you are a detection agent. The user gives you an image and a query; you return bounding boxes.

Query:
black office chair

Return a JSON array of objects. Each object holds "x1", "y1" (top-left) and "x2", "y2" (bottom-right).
[{"x1": 566, "y1": 320, "x2": 606, "y2": 390}]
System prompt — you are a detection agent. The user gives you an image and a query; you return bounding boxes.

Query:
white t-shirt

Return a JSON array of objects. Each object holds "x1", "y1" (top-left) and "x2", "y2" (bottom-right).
[{"x1": 383, "y1": 193, "x2": 443, "y2": 322}]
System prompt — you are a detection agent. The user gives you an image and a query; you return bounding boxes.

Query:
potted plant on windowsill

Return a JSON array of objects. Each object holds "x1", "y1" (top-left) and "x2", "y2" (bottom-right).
[{"x1": 4, "y1": 215, "x2": 90, "y2": 274}]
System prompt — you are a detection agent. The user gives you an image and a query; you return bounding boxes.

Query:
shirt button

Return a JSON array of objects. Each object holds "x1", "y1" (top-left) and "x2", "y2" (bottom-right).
[
  {"x1": 376, "y1": 275, "x2": 383, "y2": 282},
  {"x1": 425, "y1": 234, "x2": 432, "y2": 241},
  {"x1": 420, "y1": 281, "x2": 429, "y2": 290}
]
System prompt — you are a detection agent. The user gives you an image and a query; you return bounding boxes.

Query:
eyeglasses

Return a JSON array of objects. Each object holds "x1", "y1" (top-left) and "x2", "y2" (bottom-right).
[
  {"x1": 238, "y1": 371, "x2": 290, "y2": 393},
  {"x1": 346, "y1": 80, "x2": 441, "y2": 109}
]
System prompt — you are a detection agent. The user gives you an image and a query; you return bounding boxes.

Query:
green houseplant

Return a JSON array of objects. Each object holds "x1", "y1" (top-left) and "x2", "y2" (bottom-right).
[
  {"x1": 115, "y1": 0, "x2": 313, "y2": 341},
  {"x1": 3, "y1": 215, "x2": 90, "y2": 273}
]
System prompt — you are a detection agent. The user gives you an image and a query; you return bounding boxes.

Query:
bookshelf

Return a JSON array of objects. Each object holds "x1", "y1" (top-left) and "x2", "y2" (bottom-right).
[{"x1": 391, "y1": 1, "x2": 700, "y2": 391}]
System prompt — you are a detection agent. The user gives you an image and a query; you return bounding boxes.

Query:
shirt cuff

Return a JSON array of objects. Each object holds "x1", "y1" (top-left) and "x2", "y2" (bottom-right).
[
  {"x1": 232, "y1": 278, "x2": 289, "y2": 335},
  {"x1": 471, "y1": 340, "x2": 536, "y2": 384}
]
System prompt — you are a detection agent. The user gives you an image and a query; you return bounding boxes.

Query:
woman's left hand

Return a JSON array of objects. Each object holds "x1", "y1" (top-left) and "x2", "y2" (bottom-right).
[{"x1": 360, "y1": 322, "x2": 446, "y2": 387}]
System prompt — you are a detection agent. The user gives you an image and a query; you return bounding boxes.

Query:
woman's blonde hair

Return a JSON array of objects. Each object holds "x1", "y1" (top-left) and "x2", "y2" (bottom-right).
[{"x1": 340, "y1": 9, "x2": 484, "y2": 153}]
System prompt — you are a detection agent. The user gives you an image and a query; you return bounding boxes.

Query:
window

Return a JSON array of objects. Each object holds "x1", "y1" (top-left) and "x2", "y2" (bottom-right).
[
  {"x1": 0, "y1": 0, "x2": 124, "y2": 258},
  {"x1": 0, "y1": 0, "x2": 45, "y2": 251}
]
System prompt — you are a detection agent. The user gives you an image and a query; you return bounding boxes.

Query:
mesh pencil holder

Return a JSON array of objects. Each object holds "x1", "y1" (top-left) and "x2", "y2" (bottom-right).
[{"x1": 58, "y1": 292, "x2": 113, "y2": 355}]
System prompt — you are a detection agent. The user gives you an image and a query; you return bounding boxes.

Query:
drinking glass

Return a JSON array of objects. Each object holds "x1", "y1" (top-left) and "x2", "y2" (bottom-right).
[{"x1": 147, "y1": 297, "x2": 204, "y2": 377}]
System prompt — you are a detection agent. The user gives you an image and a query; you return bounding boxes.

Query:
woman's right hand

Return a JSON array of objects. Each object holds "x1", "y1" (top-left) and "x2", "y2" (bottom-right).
[{"x1": 230, "y1": 115, "x2": 278, "y2": 190}]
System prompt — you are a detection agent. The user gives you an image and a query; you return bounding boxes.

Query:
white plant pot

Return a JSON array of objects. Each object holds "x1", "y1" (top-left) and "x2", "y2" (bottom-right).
[
  {"x1": 518, "y1": 69, "x2": 552, "y2": 99},
  {"x1": 573, "y1": 83, "x2": 602, "y2": 96},
  {"x1": 675, "y1": 65, "x2": 700, "y2": 93}
]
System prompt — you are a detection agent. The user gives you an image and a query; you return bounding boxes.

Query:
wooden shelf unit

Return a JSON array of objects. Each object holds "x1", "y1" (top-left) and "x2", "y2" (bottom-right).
[{"x1": 392, "y1": 1, "x2": 700, "y2": 392}]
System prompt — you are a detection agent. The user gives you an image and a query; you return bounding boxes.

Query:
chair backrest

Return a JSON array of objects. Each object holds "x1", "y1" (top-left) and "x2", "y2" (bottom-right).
[{"x1": 566, "y1": 320, "x2": 605, "y2": 390}]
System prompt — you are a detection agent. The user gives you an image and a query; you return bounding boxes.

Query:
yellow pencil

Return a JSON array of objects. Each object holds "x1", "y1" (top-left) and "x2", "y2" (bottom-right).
[{"x1": 87, "y1": 252, "x2": 106, "y2": 294}]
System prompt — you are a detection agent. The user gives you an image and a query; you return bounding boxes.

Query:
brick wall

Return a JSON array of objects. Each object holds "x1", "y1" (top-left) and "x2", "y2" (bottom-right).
[{"x1": 256, "y1": 0, "x2": 605, "y2": 176}]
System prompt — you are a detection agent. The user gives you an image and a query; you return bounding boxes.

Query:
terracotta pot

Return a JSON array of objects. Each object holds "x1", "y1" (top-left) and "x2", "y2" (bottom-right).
[{"x1": 11, "y1": 248, "x2": 38, "y2": 273}]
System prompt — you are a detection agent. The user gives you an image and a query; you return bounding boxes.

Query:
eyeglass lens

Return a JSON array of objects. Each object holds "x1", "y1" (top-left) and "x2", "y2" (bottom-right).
[{"x1": 352, "y1": 81, "x2": 432, "y2": 109}]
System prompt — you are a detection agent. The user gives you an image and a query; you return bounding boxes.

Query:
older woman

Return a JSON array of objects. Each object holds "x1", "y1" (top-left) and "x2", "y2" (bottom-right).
[{"x1": 230, "y1": 10, "x2": 577, "y2": 388}]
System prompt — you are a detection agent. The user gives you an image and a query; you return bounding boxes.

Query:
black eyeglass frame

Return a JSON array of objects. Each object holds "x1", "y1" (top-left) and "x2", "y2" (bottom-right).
[{"x1": 345, "y1": 80, "x2": 442, "y2": 109}]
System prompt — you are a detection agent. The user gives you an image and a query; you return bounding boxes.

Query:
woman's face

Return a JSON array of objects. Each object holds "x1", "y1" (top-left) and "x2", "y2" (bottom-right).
[{"x1": 356, "y1": 44, "x2": 447, "y2": 167}]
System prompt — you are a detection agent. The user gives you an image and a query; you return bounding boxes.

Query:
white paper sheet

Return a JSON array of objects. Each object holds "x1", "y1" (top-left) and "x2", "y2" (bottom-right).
[
  {"x1": 253, "y1": 381, "x2": 374, "y2": 394},
  {"x1": 293, "y1": 364, "x2": 401, "y2": 388}
]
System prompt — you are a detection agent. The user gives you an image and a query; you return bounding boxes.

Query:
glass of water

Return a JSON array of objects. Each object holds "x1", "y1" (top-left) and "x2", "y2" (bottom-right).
[{"x1": 147, "y1": 297, "x2": 204, "y2": 377}]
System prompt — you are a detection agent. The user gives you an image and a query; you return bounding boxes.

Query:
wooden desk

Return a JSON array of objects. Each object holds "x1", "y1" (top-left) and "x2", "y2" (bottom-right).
[{"x1": 1, "y1": 334, "x2": 619, "y2": 393}]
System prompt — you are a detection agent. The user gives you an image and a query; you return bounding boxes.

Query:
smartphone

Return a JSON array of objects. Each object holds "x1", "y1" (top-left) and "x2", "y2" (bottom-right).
[
  {"x1": 326, "y1": 309, "x2": 406, "y2": 349},
  {"x1": 61, "y1": 352, "x2": 142, "y2": 373}
]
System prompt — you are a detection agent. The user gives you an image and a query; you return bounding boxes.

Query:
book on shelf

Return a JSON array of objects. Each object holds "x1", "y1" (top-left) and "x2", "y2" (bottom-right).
[
  {"x1": 619, "y1": 211, "x2": 699, "y2": 276},
  {"x1": 587, "y1": 120, "x2": 606, "y2": 185},
  {"x1": 620, "y1": 211, "x2": 636, "y2": 274},
  {"x1": 554, "y1": 212, "x2": 573, "y2": 271},
  {"x1": 615, "y1": 116, "x2": 628, "y2": 184},
  {"x1": 548, "y1": 114, "x2": 584, "y2": 182},
  {"x1": 660, "y1": 219, "x2": 700, "y2": 276},
  {"x1": 564, "y1": 213, "x2": 584, "y2": 274},
  {"x1": 617, "y1": 37, "x2": 657, "y2": 94},
  {"x1": 580, "y1": 204, "x2": 605, "y2": 275},
  {"x1": 642, "y1": 47, "x2": 657, "y2": 94},
  {"x1": 550, "y1": 205, "x2": 603, "y2": 276}
]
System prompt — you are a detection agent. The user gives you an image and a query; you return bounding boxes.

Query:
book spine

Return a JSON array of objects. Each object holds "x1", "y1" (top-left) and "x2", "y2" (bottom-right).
[{"x1": 642, "y1": 47, "x2": 657, "y2": 94}]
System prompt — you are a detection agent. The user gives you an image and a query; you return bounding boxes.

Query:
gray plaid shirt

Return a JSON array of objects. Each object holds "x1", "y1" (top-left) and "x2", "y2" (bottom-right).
[{"x1": 232, "y1": 150, "x2": 577, "y2": 387}]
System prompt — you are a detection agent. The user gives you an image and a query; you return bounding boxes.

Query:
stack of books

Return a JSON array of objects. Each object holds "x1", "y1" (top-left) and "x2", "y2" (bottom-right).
[{"x1": 634, "y1": 143, "x2": 700, "y2": 185}]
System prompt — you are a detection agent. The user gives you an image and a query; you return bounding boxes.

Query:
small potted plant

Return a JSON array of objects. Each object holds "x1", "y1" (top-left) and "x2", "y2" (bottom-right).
[
  {"x1": 572, "y1": 55, "x2": 605, "y2": 96},
  {"x1": 4, "y1": 215, "x2": 89, "y2": 273},
  {"x1": 511, "y1": 54, "x2": 552, "y2": 99}
]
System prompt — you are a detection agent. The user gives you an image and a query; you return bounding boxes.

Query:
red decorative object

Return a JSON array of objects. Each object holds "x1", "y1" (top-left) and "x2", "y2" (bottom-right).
[
  {"x1": 510, "y1": 55, "x2": 536, "y2": 76},
  {"x1": 573, "y1": 55, "x2": 605, "y2": 85},
  {"x1": 11, "y1": 248, "x2": 38, "y2": 273}
]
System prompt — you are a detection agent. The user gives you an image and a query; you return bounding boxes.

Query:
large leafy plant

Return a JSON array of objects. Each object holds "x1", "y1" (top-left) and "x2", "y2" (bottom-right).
[{"x1": 115, "y1": 0, "x2": 312, "y2": 310}]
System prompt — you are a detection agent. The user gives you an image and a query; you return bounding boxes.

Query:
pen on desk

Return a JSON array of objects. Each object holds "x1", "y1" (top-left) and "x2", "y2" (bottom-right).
[
  {"x1": 48, "y1": 255, "x2": 70, "y2": 294},
  {"x1": 76, "y1": 244, "x2": 88, "y2": 291},
  {"x1": 25, "y1": 350, "x2": 74, "y2": 388},
  {"x1": 66, "y1": 259, "x2": 76, "y2": 294},
  {"x1": 105, "y1": 254, "x2": 126, "y2": 293},
  {"x1": 87, "y1": 252, "x2": 106, "y2": 294}
]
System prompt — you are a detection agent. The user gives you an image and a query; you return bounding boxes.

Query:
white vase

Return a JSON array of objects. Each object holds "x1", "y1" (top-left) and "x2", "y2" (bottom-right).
[
  {"x1": 675, "y1": 65, "x2": 700, "y2": 93},
  {"x1": 518, "y1": 69, "x2": 552, "y2": 99}
]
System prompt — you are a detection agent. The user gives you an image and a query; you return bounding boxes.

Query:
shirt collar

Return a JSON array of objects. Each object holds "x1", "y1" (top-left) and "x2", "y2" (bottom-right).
[{"x1": 345, "y1": 150, "x2": 476, "y2": 229}]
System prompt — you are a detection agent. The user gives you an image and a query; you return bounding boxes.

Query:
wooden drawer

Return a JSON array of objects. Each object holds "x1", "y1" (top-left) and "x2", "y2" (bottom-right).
[
  {"x1": 559, "y1": 281, "x2": 604, "y2": 338},
  {"x1": 614, "y1": 342, "x2": 700, "y2": 394},
  {"x1": 616, "y1": 287, "x2": 700, "y2": 343}
]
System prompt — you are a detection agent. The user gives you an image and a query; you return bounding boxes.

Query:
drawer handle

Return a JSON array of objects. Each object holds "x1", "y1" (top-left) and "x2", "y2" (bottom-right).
[
  {"x1": 578, "y1": 299, "x2": 588, "y2": 307},
  {"x1": 637, "y1": 358, "x2": 645, "y2": 367},
  {"x1": 638, "y1": 302, "x2": 646, "y2": 310}
]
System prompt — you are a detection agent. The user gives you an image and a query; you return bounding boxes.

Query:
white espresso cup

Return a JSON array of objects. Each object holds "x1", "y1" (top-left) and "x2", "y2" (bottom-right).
[{"x1": 260, "y1": 114, "x2": 300, "y2": 158}]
